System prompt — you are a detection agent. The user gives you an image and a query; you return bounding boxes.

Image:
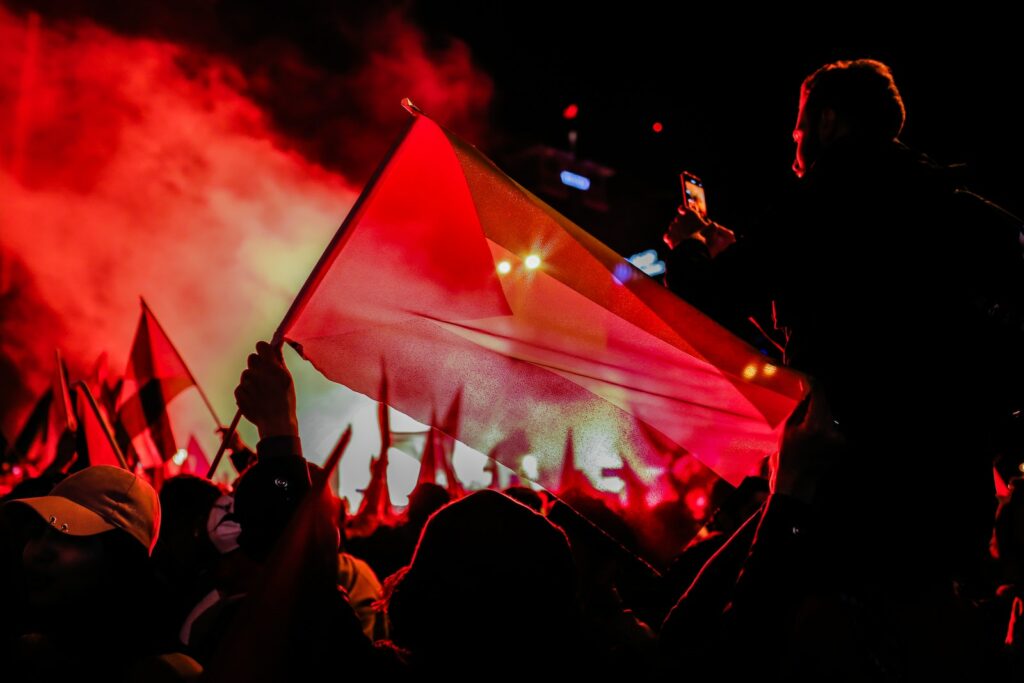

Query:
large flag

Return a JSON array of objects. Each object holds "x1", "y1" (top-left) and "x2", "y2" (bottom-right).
[
  {"x1": 117, "y1": 299, "x2": 198, "y2": 467},
  {"x1": 279, "y1": 111, "x2": 805, "y2": 495},
  {"x1": 73, "y1": 382, "x2": 128, "y2": 469}
]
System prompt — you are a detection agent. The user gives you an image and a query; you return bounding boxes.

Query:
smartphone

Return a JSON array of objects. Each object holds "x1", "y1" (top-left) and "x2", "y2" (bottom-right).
[{"x1": 680, "y1": 171, "x2": 708, "y2": 220}]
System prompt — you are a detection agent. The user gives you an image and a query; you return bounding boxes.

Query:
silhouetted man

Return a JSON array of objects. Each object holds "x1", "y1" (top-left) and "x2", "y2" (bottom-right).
[{"x1": 664, "y1": 59, "x2": 1022, "y2": 580}]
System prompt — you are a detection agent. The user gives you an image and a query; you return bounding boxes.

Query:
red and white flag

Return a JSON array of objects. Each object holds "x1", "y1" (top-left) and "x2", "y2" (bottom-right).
[
  {"x1": 117, "y1": 300, "x2": 196, "y2": 468},
  {"x1": 279, "y1": 112, "x2": 805, "y2": 497}
]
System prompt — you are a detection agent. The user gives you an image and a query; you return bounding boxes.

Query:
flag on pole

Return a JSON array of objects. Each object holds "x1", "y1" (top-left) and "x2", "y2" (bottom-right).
[
  {"x1": 278, "y1": 111, "x2": 805, "y2": 497},
  {"x1": 27, "y1": 350, "x2": 78, "y2": 475},
  {"x1": 73, "y1": 382, "x2": 128, "y2": 469},
  {"x1": 116, "y1": 300, "x2": 198, "y2": 466}
]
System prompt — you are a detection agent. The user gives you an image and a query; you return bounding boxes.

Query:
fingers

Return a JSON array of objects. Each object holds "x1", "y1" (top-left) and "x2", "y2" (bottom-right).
[
  {"x1": 245, "y1": 341, "x2": 283, "y2": 371},
  {"x1": 256, "y1": 340, "x2": 283, "y2": 362}
]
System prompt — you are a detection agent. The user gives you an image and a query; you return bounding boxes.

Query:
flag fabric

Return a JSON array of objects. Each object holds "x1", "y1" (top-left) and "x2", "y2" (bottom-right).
[
  {"x1": 185, "y1": 434, "x2": 211, "y2": 476},
  {"x1": 279, "y1": 112, "x2": 806, "y2": 496},
  {"x1": 73, "y1": 382, "x2": 128, "y2": 469},
  {"x1": 87, "y1": 351, "x2": 121, "y2": 420},
  {"x1": 117, "y1": 300, "x2": 195, "y2": 466},
  {"x1": 4, "y1": 388, "x2": 51, "y2": 468},
  {"x1": 414, "y1": 396, "x2": 464, "y2": 497},
  {"x1": 27, "y1": 350, "x2": 78, "y2": 475},
  {"x1": 351, "y1": 374, "x2": 395, "y2": 528}
]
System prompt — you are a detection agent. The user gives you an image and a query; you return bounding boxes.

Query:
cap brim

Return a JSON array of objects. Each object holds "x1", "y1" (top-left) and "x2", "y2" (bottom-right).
[{"x1": 9, "y1": 495, "x2": 117, "y2": 536}]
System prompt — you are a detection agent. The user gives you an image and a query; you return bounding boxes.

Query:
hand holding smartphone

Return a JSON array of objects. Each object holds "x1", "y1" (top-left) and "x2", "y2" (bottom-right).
[{"x1": 680, "y1": 171, "x2": 708, "y2": 221}]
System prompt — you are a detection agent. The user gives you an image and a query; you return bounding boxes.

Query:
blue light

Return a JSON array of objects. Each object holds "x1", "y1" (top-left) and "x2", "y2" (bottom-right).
[
  {"x1": 559, "y1": 170, "x2": 591, "y2": 191},
  {"x1": 628, "y1": 249, "x2": 666, "y2": 277}
]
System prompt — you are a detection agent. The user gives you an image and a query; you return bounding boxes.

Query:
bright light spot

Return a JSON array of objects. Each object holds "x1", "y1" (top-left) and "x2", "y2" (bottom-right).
[
  {"x1": 628, "y1": 249, "x2": 666, "y2": 276},
  {"x1": 173, "y1": 448, "x2": 189, "y2": 466},
  {"x1": 631, "y1": 249, "x2": 657, "y2": 267},
  {"x1": 525, "y1": 254, "x2": 542, "y2": 269},
  {"x1": 563, "y1": 103, "x2": 579, "y2": 120},
  {"x1": 612, "y1": 262, "x2": 633, "y2": 285},
  {"x1": 387, "y1": 447, "x2": 420, "y2": 508},
  {"x1": 742, "y1": 364, "x2": 758, "y2": 380},
  {"x1": 652, "y1": 121, "x2": 664, "y2": 133},
  {"x1": 497, "y1": 260, "x2": 512, "y2": 274},
  {"x1": 684, "y1": 488, "x2": 710, "y2": 519},
  {"x1": 560, "y1": 170, "x2": 591, "y2": 191},
  {"x1": 762, "y1": 364, "x2": 777, "y2": 377},
  {"x1": 521, "y1": 454, "x2": 539, "y2": 480},
  {"x1": 1018, "y1": 462, "x2": 1024, "y2": 474},
  {"x1": 452, "y1": 443, "x2": 493, "y2": 490}
]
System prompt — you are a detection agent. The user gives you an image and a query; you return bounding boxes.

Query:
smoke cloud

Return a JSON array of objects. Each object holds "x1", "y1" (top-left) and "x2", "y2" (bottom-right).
[{"x1": 0, "y1": 4, "x2": 493, "y2": 453}]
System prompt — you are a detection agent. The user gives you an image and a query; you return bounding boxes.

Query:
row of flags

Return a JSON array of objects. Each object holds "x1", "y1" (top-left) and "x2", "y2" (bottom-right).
[{"x1": 3, "y1": 300, "x2": 215, "y2": 480}]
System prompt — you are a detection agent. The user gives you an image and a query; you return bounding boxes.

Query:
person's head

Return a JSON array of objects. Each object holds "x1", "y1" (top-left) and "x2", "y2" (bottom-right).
[
  {"x1": 6, "y1": 466, "x2": 160, "y2": 614},
  {"x1": 793, "y1": 59, "x2": 905, "y2": 177},
  {"x1": 387, "y1": 491, "x2": 578, "y2": 669},
  {"x1": 995, "y1": 481, "x2": 1024, "y2": 580},
  {"x1": 503, "y1": 485, "x2": 546, "y2": 512},
  {"x1": 152, "y1": 474, "x2": 222, "y2": 584}
]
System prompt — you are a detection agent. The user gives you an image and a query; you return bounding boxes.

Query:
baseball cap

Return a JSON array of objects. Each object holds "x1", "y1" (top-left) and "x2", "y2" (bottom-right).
[{"x1": 8, "y1": 465, "x2": 161, "y2": 554}]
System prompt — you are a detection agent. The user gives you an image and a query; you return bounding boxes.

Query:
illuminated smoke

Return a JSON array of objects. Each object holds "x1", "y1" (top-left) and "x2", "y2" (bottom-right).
[{"x1": 0, "y1": 6, "x2": 493, "y2": 454}]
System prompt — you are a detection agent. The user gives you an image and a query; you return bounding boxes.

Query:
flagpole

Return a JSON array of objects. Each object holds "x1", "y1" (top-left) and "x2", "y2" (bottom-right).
[
  {"x1": 207, "y1": 104, "x2": 421, "y2": 480},
  {"x1": 140, "y1": 297, "x2": 224, "y2": 427}
]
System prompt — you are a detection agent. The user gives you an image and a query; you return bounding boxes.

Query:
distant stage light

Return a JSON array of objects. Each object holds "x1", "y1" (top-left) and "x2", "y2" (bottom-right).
[
  {"x1": 497, "y1": 260, "x2": 512, "y2": 274},
  {"x1": 525, "y1": 254, "x2": 542, "y2": 269},
  {"x1": 559, "y1": 170, "x2": 591, "y2": 191}
]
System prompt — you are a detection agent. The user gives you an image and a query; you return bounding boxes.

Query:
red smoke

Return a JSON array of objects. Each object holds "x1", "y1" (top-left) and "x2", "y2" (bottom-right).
[{"x1": 0, "y1": 6, "x2": 493, "y2": 443}]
